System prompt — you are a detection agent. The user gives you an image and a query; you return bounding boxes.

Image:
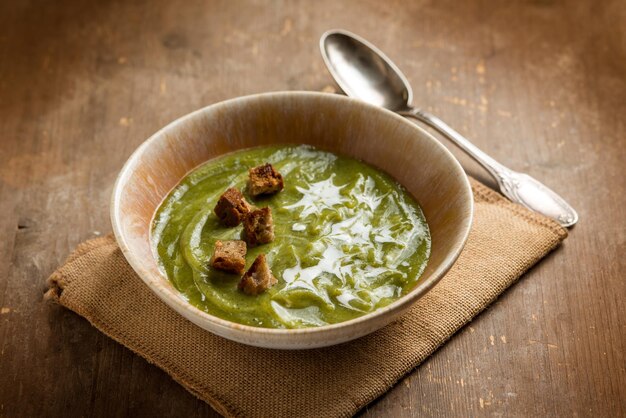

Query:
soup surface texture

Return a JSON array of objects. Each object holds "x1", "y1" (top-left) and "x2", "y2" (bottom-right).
[{"x1": 151, "y1": 145, "x2": 431, "y2": 328}]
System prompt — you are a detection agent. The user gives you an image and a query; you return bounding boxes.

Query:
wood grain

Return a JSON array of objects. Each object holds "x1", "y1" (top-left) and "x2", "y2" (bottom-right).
[{"x1": 0, "y1": 0, "x2": 624, "y2": 416}]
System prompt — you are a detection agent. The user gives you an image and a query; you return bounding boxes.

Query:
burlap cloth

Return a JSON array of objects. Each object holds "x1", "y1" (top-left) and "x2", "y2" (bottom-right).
[{"x1": 45, "y1": 179, "x2": 567, "y2": 418}]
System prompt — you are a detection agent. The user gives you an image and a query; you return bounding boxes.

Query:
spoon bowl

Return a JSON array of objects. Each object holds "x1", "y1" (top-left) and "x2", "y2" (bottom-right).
[{"x1": 321, "y1": 30, "x2": 412, "y2": 112}]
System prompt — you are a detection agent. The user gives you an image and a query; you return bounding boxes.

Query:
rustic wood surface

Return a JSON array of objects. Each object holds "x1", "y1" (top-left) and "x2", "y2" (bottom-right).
[{"x1": 1, "y1": 0, "x2": 624, "y2": 416}]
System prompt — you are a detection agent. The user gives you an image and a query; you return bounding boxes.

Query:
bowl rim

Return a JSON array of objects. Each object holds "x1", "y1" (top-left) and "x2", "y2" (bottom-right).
[{"x1": 110, "y1": 90, "x2": 474, "y2": 337}]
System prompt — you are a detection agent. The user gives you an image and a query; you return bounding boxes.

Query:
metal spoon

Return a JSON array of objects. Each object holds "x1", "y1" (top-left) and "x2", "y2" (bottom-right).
[{"x1": 320, "y1": 29, "x2": 578, "y2": 227}]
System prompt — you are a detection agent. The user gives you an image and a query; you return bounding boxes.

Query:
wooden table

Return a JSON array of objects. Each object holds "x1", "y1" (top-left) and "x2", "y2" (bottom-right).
[{"x1": 1, "y1": 1, "x2": 624, "y2": 416}]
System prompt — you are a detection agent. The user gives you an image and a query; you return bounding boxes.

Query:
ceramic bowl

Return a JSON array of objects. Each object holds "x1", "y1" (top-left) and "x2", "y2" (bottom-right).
[{"x1": 111, "y1": 91, "x2": 473, "y2": 349}]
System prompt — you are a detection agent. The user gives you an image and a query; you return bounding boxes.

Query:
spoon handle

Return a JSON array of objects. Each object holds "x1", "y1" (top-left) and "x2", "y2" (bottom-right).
[{"x1": 402, "y1": 107, "x2": 578, "y2": 227}]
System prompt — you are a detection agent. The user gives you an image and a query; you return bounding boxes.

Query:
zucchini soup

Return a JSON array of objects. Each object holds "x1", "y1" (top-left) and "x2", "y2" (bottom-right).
[{"x1": 151, "y1": 145, "x2": 431, "y2": 328}]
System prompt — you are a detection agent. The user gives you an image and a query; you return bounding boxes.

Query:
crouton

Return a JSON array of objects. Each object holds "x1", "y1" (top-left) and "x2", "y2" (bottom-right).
[
  {"x1": 247, "y1": 163, "x2": 284, "y2": 197},
  {"x1": 238, "y1": 254, "x2": 277, "y2": 295},
  {"x1": 242, "y1": 207, "x2": 274, "y2": 246},
  {"x1": 214, "y1": 188, "x2": 252, "y2": 227},
  {"x1": 210, "y1": 240, "x2": 247, "y2": 274}
]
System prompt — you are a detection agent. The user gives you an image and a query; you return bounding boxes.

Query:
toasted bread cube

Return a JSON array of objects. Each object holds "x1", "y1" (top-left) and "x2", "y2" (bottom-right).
[
  {"x1": 214, "y1": 188, "x2": 252, "y2": 227},
  {"x1": 242, "y1": 207, "x2": 274, "y2": 246},
  {"x1": 238, "y1": 254, "x2": 277, "y2": 295},
  {"x1": 210, "y1": 240, "x2": 247, "y2": 274},
  {"x1": 248, "y1": 163, "x2": 284, "y2": 197}
]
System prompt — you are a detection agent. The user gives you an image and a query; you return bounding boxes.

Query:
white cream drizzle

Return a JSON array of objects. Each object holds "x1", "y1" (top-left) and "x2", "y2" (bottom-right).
[
  {"x1": 283, "y1": 175, "x2": 349, "y2": 218},
  {"x1": 272, "y1": 172, "x2": 424, "y2": 320},
  {"x1": 291, "y1": 223, "x2": 306, "y2": 232}
]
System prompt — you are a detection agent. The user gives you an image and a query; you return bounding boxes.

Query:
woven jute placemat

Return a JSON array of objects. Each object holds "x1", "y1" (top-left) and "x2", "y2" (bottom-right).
[{"x1": 46, "y1": 179, "x2": 567, "y2": 418}]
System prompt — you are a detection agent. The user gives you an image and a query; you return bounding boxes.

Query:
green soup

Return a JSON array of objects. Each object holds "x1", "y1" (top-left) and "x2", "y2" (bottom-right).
[{"x1": 151, "y1": 145, "x2": 431, "y2": 328}]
